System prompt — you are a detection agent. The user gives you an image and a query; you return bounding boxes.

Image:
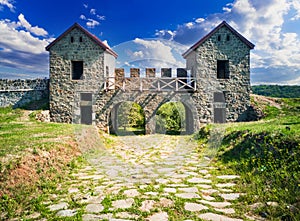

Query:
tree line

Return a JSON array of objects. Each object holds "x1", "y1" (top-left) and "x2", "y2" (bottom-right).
[{"x1": 252, "y1": 85, "x2": 300, "y2": 98}]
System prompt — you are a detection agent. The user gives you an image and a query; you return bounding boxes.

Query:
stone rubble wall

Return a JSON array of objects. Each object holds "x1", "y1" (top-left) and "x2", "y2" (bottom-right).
[
  {"x1": 186, "y1": 26, "x2": 252, "y2": 123},
  {"x1": 0, "y1": 79, "x2": 49, "y2": 108},
  {"x1": 48, "y1": 27, "x2": 105, "y2": 123}
]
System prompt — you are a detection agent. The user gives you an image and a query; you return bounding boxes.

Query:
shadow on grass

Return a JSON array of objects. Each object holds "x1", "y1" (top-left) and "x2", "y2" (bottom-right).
[{"x1": 112, "y1": 128, "x2": 145, "y2": 136}]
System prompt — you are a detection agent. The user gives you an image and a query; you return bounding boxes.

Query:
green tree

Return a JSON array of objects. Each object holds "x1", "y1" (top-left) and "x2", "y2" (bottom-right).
[
  {"x1": 156, "y1": 102, "x2": 185, "y2": 134},
  {"x1": 117, "y1": 102, "x2": 145, "y2": 130}
]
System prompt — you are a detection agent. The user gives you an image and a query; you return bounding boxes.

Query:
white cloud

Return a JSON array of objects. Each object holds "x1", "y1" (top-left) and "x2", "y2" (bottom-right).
[
  {"x1": 195, "y1": 18, "x2": 205, "y2": 23},
  {"x1": 102, "y1": 40, "x2": 109, "y2": 47},
  {"x1": 0, "y1": 0, "x2": 14, "y2": 11},
  {"x1": 81, "y1": 4, "x2": 105, "y2": 29},
  {"x1": 97, "y1": 15, "x2": 105, "y2": 21},
  {"x1": 291, "y1": 0, "x2": 300, "y2": 20},
  {"x1": 17, "y1": 14, "x2": 48, "y2": 37},
  {"x1": 185, "y1": 22, "x2": 194, "y2": 29},
  {"x1": 86, "y1": 19, "x2": 100, "y2": 28},
  {"x1": 133, "y1": 38, "x2": 178, "y2": 65},
  {"x1": 80, "y1": 14, "x2": 86, "y2": 20},
  {"x1": 155, "y1": 0, "x2": 300, "y2": 85},
  {"x1": 0, "y1": 18, "x2": 52, "y2": 73},
  {"x1": 90, "y1": 8, "x2": 96, "y2": 15},
  {"x1": 133, "y1": 50, "x2": 144, "y2": 59}
]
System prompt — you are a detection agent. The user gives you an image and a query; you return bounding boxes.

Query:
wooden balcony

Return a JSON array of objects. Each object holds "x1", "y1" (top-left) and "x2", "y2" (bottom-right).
[{"x1": 105, "y1": 77, "x2": 196, "y2": 92}]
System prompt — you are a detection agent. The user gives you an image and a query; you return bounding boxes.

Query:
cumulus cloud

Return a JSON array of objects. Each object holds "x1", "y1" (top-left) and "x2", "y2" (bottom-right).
[
  {"x1": 0, "y1": 0, "x2": 14, "y2": 11},
  {"x1": 155, "y1": 0, "x2": 300, "y2": 85},
  {"x1": 17, "y1": 14, "x2": 48, "y2": 37},
  {"x1": 291, "y1": 0, "x2": 300, "y2": 20},
  {"x1": 132, "y1": 38, "x2": 178, "y2": 65},
  {"x1": 0, "y1": 18, "x2": 52, "y2": 73},
  {"x1": 112, "y1": 38, "x2": 187, "y2": 71}
]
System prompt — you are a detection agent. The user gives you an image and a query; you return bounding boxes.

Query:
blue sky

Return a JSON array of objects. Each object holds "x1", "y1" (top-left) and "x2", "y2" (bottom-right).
[{"x1": 0, "y1": 0, "x2": 300, "y2": 85}]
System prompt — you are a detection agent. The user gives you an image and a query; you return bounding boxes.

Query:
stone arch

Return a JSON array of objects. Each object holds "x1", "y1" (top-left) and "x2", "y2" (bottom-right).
[{"x1": 149, "y1": 94, "x2": 197, "y2": 134}]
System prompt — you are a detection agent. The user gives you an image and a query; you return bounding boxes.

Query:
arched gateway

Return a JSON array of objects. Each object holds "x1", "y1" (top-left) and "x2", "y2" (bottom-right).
[{"x1": 46, "y1": 22, "x2": 254, "y2": 134}]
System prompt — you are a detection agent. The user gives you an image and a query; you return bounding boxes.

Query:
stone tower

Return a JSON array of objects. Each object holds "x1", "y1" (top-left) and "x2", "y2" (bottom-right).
[
  {"x1": 183, "y1": 21, "x2": 255, "y2": 123},
  {"x1": 46, "y1": 23, "x2": 117, "y2": 124}
]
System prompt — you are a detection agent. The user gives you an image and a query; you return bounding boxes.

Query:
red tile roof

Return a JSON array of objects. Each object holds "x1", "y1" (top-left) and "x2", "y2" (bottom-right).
[
  {"x1": 182, "y1": 21, "x2": 255, "y2": 58},
  {"x1": 45, "y1": 23, "x2": 118, "y2": 58}
]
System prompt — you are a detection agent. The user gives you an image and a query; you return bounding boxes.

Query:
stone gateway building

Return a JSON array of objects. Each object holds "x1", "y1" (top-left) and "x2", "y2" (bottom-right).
[{"x1": 46, "y1": 21, "x2": 254, "y2": 134}]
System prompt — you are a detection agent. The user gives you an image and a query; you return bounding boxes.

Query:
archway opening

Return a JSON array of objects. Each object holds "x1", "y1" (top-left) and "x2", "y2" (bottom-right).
[
  {"x1": 109, "y1": 101, "x2": 145, "y2": 135},
  {"x1": 155, "y1": 102, "x2": 189, "y2": 135}
]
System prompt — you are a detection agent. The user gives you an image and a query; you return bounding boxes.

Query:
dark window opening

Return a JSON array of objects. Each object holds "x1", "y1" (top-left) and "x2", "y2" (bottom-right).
[
  {"x1": 79, "y1": 36, "x2": 83, "y2": 42},
  {"x1": 217, "y1": 60, "x2": 229, "y2": 79},
  {"x1": 226, "y1": 34, "x2": 230, "y2": 41},
  {"x1": 217, "y1": 35, "x2": 221, "y2": 41},
  {"x1": 70, "y1": 36, "x2": 74, "y2": 43},
  {"x1": 72, "y1": 61, "x2": 83, "y2": 80},
  {"x1": 105, "y1": 66, "x2": 109, "y2": 77}
]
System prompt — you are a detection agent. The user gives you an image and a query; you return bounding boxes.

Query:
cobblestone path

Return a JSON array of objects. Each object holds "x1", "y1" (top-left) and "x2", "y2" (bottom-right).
[{"x1": 39, "y1": 126, "x2": 250, "y2": 221}]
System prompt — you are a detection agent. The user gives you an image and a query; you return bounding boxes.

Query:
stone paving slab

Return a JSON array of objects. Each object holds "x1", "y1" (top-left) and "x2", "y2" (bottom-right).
[
  {"x1": 184, "y1": 202, "x2": 209, "y2": 211},
  {"x1": 42, "y1": 132, "x2": 247, "y2": 221},
  {"x1": 198, "y1": 212, "x2": 243, "y2": 221}
]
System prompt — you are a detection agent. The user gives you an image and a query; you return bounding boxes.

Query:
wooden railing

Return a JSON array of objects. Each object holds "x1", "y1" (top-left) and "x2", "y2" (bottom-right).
[{"x1": 105, "y1": 77, "x2": 196, "y2": 92}]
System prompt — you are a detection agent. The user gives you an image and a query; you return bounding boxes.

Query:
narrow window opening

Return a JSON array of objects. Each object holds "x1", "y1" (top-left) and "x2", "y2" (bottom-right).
[
  {"x1": 79, "y1": 36, "x2": 83, "y2": 42},
  {"x1": 72, "y1": 61, "x2": 83, "y2": 80},
  {"x1": 226, "y1": 34, "x2": 230, "y2": 41},
  {"x1": 70, "y1": 36, "x2": 74, "y2": 43},
  {"x1": 217, "y1": 60, "x2": 230, "y2": 79},
  {"x1": 217, "y1": 35, "x2": 221, "y2": 41},
  {"x1": 105, "y1": 66, "x2": 109, "y2": 77}
]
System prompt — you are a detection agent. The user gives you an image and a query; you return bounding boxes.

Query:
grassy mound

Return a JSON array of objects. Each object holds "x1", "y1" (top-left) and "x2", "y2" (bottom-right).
[
  {"x1": 195, "y1": 97, "x2": 300, "y2": 220},
  {"x1": 0, "y1": 107, "x2": 81, "y2": 219}
]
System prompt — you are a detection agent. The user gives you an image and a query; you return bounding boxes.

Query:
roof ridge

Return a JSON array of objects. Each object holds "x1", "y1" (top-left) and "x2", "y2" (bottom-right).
[{"x1": 45, "y1": 23, "x2": 118, "y2": 58}]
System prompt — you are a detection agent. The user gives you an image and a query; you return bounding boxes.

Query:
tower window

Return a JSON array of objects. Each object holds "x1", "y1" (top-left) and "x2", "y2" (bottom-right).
[
  {"x1": 72, "y1": 61, "x2": 83, "y2": 80},
  {"x1": 217, "y1": 60, "x2": 229, "y2": 79},
  {"x1": 217, "y1": 35, "x2": 221, "y2": 41},
  {"x1": 226, "y1": 34, "x2": 230, "y2": 41},
  {"x1": 79, "y1": 36, "x2": 83, "y2": 42},
  {"x1": 70, "y1": 36, "x2": 74, "y2": 43}
]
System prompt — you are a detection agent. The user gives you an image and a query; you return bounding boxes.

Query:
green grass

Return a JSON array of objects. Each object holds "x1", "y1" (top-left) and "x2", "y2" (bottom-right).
[
  {"x1": 195, "y1": 98, "x2": 300, "y2": 220},
  {"x1": 0, "y1": 108, "x2": 74, "y2": 157},
  {"x1": 0, "y1": 107, "x2": 82, "y2": 220}
]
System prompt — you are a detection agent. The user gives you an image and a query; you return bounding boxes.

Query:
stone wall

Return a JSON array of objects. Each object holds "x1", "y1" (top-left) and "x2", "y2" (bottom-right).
[
  {"x1": 0, "y1": 79, "x2": 49, "y2": 108},
  {"x1": 48, "y1": 27, "x2": 106, "y2": 123},
  {"x1": 186, "y1": 25, "x2": 251, "y2": 123}
]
